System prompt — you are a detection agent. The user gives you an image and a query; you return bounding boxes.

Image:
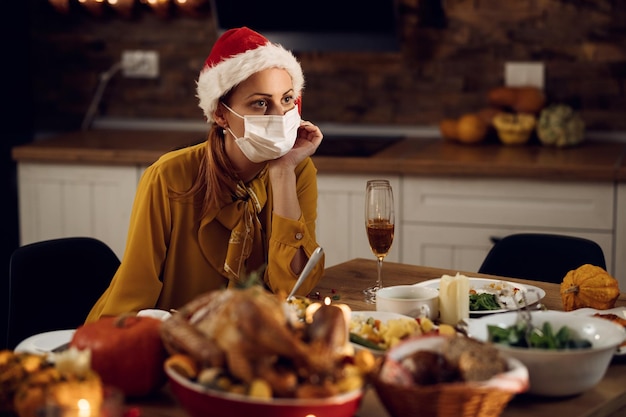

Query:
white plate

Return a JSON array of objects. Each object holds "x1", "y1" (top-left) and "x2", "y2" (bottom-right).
[
  {"x1": 569, "y1": 306, "x2": 626, "y2": 355},
  {"x1": 414, "y1": 277, "x2": 546, "y2": 315},
  {"x1": 349, "y1": 311, "x2": 416, "y2": 356},
  {"x1": 14, "y1": 329, "x2": 75, "y2": 354}
]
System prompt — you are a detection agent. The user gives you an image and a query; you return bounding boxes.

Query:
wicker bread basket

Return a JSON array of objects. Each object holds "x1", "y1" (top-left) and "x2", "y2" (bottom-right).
[{"x1": 371, "y1": 335, "x2": 529, "y2": 417}]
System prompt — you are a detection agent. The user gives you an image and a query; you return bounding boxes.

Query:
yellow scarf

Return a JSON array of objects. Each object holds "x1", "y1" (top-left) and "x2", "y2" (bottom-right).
[{"x1": 215, "y1": 168, "x2": 268, "y2": 283}]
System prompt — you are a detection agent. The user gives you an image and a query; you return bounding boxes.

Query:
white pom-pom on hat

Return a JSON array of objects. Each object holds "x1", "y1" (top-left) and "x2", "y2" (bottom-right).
[{"x1": 196, "y1": 26, "x2": 305, "y2": 124}]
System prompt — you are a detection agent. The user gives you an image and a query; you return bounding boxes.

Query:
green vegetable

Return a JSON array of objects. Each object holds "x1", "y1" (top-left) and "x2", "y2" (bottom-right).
[
  {"x1": 469, "y1": 293, "x2": 501, "y2": 311},
  {"x1": 487, "y1": 322, "x2": 592, "y2": 350},
  {"x1": 536, "y1": 104, "x2": 585, "y2": 148},
  {"x1": 349, "y1": 333, "x2": 385, "y2": 351}
]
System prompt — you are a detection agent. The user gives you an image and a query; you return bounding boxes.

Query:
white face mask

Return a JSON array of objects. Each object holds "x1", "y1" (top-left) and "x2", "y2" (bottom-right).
[{"x1": 222, "y1": 103, "x2": 301, "y2": 163}]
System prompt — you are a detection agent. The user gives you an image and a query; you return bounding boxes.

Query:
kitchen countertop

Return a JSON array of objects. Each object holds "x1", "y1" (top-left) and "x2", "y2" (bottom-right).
[{"x1": 11, "y1": 129, "x2": 626, "y2": 182}]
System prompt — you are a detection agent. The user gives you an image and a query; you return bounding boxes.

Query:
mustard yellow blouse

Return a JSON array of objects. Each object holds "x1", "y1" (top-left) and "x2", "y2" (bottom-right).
[{"x1": 86, "y1": 141, "x2": 324, "y2": 322}]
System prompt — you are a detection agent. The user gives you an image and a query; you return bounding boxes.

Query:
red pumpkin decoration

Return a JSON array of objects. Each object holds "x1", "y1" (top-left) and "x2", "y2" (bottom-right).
[{"x1": 70, "y1": 315, "x2": 167, "y2": 397}]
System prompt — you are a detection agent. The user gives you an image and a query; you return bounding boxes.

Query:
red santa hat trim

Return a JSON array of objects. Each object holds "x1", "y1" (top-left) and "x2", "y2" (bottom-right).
[{"x1": 196, "y1": 26, "x2": 305, "y2": 124}]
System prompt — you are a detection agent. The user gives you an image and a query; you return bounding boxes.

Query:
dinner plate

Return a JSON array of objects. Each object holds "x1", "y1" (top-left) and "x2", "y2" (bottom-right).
[
  {"x1": 14, "y1": 329, "x2": 75, "y2": 354},
  {"x1": 568, "y1": 306, "x2": 626, "y2": 356},
  {"x1": 414, "y1": 277, "x2": 546, "y2": 316},
  {"x1": 349, "y1": 311, "x2": 415, "y2": 356}
]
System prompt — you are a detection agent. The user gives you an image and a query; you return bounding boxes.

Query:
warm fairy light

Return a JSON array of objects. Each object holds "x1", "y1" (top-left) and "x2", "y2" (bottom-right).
[
  {"x1": 324, "y1": 296, "x2": 331, "y2": 305},
  {"x1": 107, "y1": 0, "x2": 134, "y2": 17},
  {"x1": 77, "y1": 398, "x2": 91, "y2": 417},
  {"x1": 78, "y1": 0, "x2": 106, "y2": 16},
  {"x1": 50, "y1": 0, "x2": 208, "y2": 16}
]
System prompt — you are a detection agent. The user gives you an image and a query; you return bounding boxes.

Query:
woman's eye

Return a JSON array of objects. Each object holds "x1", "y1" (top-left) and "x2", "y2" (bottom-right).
[{"x1": 251, "y1": 100, "x2": 267, "y2": 109}]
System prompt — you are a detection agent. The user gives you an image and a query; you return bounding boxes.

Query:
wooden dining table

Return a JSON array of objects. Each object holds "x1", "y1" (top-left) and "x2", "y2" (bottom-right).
[{"x1": 133, "y1": 258, "x2": 626, "y2": 417}]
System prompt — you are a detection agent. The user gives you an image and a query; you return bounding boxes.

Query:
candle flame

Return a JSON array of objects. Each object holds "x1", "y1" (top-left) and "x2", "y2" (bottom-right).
[{"x1": 77, "y1": 399, "x2": 91, "y2": 417}]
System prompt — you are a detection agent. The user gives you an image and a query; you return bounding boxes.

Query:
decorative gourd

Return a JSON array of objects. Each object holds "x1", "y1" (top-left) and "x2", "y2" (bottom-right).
[
  {"x1": 492, "y1": 112, "x2": 536, "y2": 145},
  {"x1": 560, "y1": 264, "x2": 620, "y2": 311},
  {"x1": 536, "y1": 104, "x2": 585, "y2": 148}
]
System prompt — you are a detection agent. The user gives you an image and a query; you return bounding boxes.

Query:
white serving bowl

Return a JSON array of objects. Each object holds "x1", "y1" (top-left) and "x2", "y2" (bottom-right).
[
  {"x1": 467, "y1": 310, "x2": 626, "y2": 397},
  {"x1": 376, "y1": 285, "x2": 439, "y2": 319}
]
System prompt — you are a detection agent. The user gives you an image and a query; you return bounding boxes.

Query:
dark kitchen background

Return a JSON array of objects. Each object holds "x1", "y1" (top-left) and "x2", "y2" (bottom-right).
[
  {"x1": 21, "y1": 0, "x2": 626, "y2": 132},
  {"x1": 2, "y1": 0, "x2": 625, "y2": 318}
]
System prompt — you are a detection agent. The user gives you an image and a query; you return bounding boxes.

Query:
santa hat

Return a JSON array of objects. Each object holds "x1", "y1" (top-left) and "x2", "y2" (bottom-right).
[{"x1": 197, "y1": 27, "x2": 305, "y2": 124}]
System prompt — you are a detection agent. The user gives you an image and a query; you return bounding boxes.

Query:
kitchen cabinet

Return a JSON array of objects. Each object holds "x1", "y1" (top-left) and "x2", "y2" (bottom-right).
[
  {"x1": 400, "y1": 177, "x2": 615, "y2": 276},
  {"x1": 13, "y1": 134, "x2": 626, "y2": 290},
  {"x1": 16, "y1": 166, "x2": 404, "y2": 268},
  {"x1": 17, "y1": 163, "x2": 143, "y2": 260},
  {"x1": 316, "y1": 174, "x2": 401, "y2": 267},
  {"x1": 17, "y1": 165, "x2": 622, "y2": 290}
]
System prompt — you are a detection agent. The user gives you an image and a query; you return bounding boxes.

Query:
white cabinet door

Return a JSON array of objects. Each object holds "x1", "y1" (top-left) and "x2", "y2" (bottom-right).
[
  {"x1": 317, "y1": 174, "x2": 401, "y2": 267},
  {"x1": 17, "y1": 163, "x2": 139, "y2": 260},
  {"x1": 402, "y1": 224, "x2": 614, "y2": 276},
  {"x1": 402, "y1": 178, "x2": 613, "y2": 230},
  {"x1": 401, "y1": 177, "x2": 615, "y2": 275}
]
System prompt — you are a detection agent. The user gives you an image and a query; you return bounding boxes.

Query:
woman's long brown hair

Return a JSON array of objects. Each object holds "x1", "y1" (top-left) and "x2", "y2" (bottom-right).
[{"x1": 178, "y1": 124, "x2": 238, "y2": 217}]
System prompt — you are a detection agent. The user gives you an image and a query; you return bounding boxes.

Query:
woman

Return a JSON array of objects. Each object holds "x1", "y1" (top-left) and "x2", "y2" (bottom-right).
[{"x1": 86, "y1": 27, "x2": 325, "y2": 322}]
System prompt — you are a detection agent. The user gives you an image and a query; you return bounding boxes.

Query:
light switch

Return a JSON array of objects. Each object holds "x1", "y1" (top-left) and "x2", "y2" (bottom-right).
[{"x1": 505, "y1": 62, "x2": 545, "y2": 89}]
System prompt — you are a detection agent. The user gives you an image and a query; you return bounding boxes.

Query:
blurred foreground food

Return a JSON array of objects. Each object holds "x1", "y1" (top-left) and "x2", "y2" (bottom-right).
[{"x1": 161, "y1": 286, "x2": 377, "y2": 399}]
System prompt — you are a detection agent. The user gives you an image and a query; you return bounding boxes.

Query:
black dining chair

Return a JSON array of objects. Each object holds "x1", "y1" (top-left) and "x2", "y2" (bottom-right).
[
  {"x1": 478, "y1": 233, "x2": 607, "y2": 284},
  {"x1": 6, "y1": 237, "x2": 120, "y2": 349}
]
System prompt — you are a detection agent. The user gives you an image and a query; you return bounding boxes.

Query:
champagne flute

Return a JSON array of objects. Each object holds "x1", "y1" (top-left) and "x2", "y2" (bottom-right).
[{"x1": 364, "y1": 179, "x2": 395, "y2": 303}]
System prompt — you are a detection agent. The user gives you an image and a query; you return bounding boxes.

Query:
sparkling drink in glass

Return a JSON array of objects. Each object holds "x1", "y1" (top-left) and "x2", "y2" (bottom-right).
[{"x1": 364, "y1": 179, "x2": 395, "y2": 303}]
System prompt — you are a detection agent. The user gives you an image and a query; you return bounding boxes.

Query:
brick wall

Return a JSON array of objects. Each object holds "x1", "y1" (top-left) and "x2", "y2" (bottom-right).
[{"x1": 29, "y1": 0, "x2": 626, "y2": 132}]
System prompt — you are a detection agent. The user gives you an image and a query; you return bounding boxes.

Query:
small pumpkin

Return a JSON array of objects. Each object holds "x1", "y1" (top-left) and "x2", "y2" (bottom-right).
[
  {"x1": 70, "y1": 315, "x2": 167, "y2": 397},
  {"x1": 439, "y1": 118, "x2": 458, "y2": 141},
  {"x1": 560, "y1": 264, "x2": 620, "y2": 311},
  {"x1": 455, "y1": 113, "x2": 489, "y2": 144},
  {"x1": 487, "y1": 86, "x2": 546, "y2": 114}
]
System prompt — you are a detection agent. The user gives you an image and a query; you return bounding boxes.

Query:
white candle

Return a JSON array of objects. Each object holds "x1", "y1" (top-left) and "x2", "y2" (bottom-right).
[{"x1": 438, "y1": 273, "x2": 470, "y2": 325}]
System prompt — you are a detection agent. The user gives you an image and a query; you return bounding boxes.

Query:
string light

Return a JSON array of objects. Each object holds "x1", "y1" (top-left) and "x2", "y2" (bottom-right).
[
  {"x1": 78, "y1": 0, "x2": 106, "y2": 16},
  {"x1": 48, "y1": 0, "x2": 209, "y2": 17},
  {"x1": 107, "y1": 0, "x2": 134, "y2": 18},
  {"x1": 142, "y1": 0, "x2": 170, "y2": 18}
]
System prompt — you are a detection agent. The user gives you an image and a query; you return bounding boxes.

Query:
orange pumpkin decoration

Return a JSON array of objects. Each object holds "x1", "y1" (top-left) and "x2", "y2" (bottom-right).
[
  {"x1": 439, "y1": 118, "x2": 458, "y2": 141},
  {"x1": 560, "y1": 264, "x2": 620, "y2": 311},
  {"x1": 513, "y1": 86, "x2": 547, "y2": 114},
  {"x1": 456, "y1": 113, "x2": 488, "y2": 144},
  {"x1": 487, "y1": 86, "x2": 546, "y2": 114}
]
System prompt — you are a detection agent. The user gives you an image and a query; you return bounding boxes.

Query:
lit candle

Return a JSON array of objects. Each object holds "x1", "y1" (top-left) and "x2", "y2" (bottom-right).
[
  {"x1": 77, "y1": 398, "x2": 92, "y2": 417},
  {"x1": 305, "y1": 297, "x2": 352, "y2": 349},
  {"x1": 439, "y1": 273, "x2": 470, "y2": 325}
]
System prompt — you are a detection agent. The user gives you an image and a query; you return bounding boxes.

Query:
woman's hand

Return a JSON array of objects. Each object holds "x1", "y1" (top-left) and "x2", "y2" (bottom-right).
[{"x1": 270, "y1": 120, "x2": 323, "y2": 170}]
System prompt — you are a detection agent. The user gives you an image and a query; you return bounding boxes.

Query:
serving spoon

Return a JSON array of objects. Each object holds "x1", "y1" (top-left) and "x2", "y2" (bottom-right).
[{"x1": 288, "y1": 247, "x2": 324, "y2": 300}]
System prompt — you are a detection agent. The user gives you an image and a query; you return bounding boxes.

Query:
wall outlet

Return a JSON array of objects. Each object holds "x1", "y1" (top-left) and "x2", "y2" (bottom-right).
[
  {"x1": 121, "y1": 50, "x2": 159, "y2": 78},
  {"x1": 505, "y1": 62, "x2": 544, "y2": 89}
]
